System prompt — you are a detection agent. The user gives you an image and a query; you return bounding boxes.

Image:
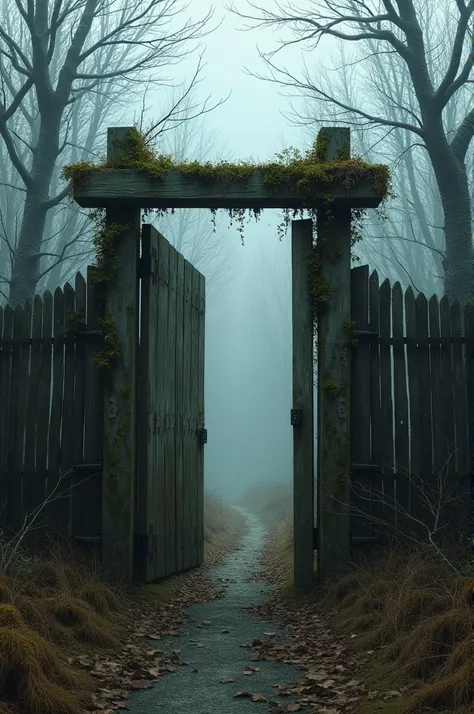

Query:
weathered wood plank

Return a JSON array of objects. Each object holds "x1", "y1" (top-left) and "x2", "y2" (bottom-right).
[
  {"x1": 22, "y1": 295, "x2": 44, "y2": 543},
  {"x1": 46, "y1": 287, "x2": 65, "y2": 530},
  {"x1": 405, "y1": 287, "x2": 425, "y2": 537},
  {"x1": 0, "y1": 306, "x2": 13, "y2": 477},
  {"x1": 70, "y1": 273, "x2": 87, "y2": 537},
  {"x1": 350, "y1": 265, "x2": 372, "y2": 542},
  {"x1": 17, "y1": 300, "x2": 32, "y2": 472},
  {"x1": 164, "y1": 239, "x2": 177, "y2": 576},
  {"x1": 73, "y1": 171, "x2": 384, "y2": 211},
  {"x1": 102, "y1": 127, "x2": 141, "y2": 583},
  {"x1": 36, "y1": 292, "x2": 52, "y2": 476},
  {"x1": 189, "y1": 268, "x2": 200, "y2": 568},
  {"x1": 440, "y1": 296, "x2": 455, "y2": 471},
  {"x1": 317, "y1": 128, "x2": 352, "y2": 582},
  {"x1": 174, "y1": 253, "x2": 185, "y2": 572},
  {"x1": 196, "y1": 271, "x2": 206, "y2": 565},
  {"x1": 24, "y1": 296, "x2": 42, "y2": 472},
  {"x1": 6, "y1": 305, "x2": 25, "y2": 534},
  {"x1": 450, "y1": 299, "x2": 469, "y2": 545},
  {"x1": 369, "y1": 271, "x2": 384, "y2": 539},
  {"x1": 82, "y1": 267, "x2": 103, "y2": 540},
  {"x1": 57, "y1": 282, "x2": 75, "y2": 536},
  {"x1": 439, "y1": 296, "x2": 456, "y2": 541},
  {"x1": 379, "y1": 280, "x2": 394, "y2": 530},
  {"x1": 153, "y1": 230, "x2": 169, "y2": 579},
  {"x1": 136, "y1": 226, "x2": 152, "y2": 582},
  {"x1": 182, "y1": 260, "x2": 193, "y2": 570},
  {"x1": 392, "y1": 282, "x2": 410, "y2": 530},
  {"x1": 0, "y1": 306, "x2": 13, "y2": 529},
  {"x1": 464, "y1": 304, "x2": 474, "y2": 555},
  {"x1": 292, "y1": 219, "x2": 314, "y2": 590},
  {"x1": 415, "y1": 293, "x2": 433, "y2": 529},
  {"x1": 451, "y1": 300, "x2": 468, "y2": 476},
  {"x1": 429, "y1": 294, "x2": 443, "y2": 499}
]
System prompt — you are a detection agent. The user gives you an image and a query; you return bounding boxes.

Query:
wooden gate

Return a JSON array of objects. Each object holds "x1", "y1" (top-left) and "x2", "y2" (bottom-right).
[
  {"x1": 135, "y1": 224, "x2": 205, "y2": 582},
  {"x1": 350, "y1": 264, "x2": 473, "y2": 550}
]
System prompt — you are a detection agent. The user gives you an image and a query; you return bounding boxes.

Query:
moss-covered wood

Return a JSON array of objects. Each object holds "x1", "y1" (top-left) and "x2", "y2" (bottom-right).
[
  {"x1": 63, "y1": 125, "x2": 389, "y2": 212},
  {"x1": 101, "y1": 128, "x2": 140, "y2": 584},
  {"x1": 292, "y1": 219, "x2": 315, "y2": 591},
  {"x1": 317, "y1": 128, "x2": 352, "y2": 582}
]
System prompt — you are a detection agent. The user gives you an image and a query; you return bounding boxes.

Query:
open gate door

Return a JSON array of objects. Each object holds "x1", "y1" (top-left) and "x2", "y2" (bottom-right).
[{"x1": 135, "y1": 224, "x2": 205, "y2": 582}]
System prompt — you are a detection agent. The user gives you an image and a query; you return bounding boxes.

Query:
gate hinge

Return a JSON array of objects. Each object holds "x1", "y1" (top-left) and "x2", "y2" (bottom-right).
[
  {"x1": 134, "y1": 533, "x2": 150, "y2": 556},
  {"x1": 138, "y1": 255, "x2": 152, "y2": 279},
  {"x1": 291, "y1": 408, "x2": 303, "y2": 427},
  {"x1": 352, "y1": 329, "x2": 379, "y2": 342},
  {"x1": 351, "y1": 462, "x2": 379, "y2": 471},
  {"x1": 199, "y1": 428, "x2": 208, "y2": 444},
  {"x1": 351, "y1": 535, "x2": 379, "y2": 545}
]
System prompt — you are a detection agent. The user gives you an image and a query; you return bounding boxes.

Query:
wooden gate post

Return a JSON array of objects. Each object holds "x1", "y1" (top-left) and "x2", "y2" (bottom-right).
[
  {"x1": 316, "y1": 127, "x2": 352, "y2": 582},
  {"x1": 292, "y1": 219, "x2": 315, "y2": 591},
  {"x1": 102, "y1": 127, "x2": 140, "y2": 583}
]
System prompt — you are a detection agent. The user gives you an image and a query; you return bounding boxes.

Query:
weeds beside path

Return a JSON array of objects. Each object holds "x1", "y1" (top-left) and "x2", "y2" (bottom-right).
[
  {"x1": 0, "y1": 492, "x2": 246, "y2": 714},
  {"x1": 239, "y1": 482, "x2": 474, "y2": 714}
]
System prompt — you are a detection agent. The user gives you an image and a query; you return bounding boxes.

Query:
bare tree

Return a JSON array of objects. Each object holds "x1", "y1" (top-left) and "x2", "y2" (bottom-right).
[
  {"x1": 229, "y1": 0, "x2": 474, "y2": 303},
  {"x1": 0, "y1": 0, "x2": 217, "y2": 306},
  {"x1": 141, "y1": 85, "x2": 239, "y2": 306}
]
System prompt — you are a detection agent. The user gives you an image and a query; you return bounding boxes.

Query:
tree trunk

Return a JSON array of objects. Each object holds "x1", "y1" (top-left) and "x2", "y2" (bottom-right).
[
  {"x1": 8, "y1": 113, "x2": 61, "y2": 307},
  {"x1": 9, "y1": 192, "x2": 50, "y2": 306},
  {"x1": 425, "y1": 133, "x2": 474, "y2": 304}
]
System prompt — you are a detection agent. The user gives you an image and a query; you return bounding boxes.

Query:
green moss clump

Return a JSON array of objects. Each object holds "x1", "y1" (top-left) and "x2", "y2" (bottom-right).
[
  {"x1": 93, "y1": 316, "x2": 122, "y2": 371},
  {"x1": 62, "y1": 309, "x2": 86, "y2": 337},
  {"x1": 62, "y1": 126, "x2": 391, "y2": 222},
  {"x1": 323, "y1": 380, "x2": 341, "y2": 393},
  {"x1": 343, "y1": 318, "x2": 358, "y2": 345}
]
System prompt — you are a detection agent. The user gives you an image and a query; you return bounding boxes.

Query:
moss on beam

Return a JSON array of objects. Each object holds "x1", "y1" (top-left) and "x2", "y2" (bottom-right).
[{"x1": 61, "y1": 126, "x2": 391, "y2": 207}]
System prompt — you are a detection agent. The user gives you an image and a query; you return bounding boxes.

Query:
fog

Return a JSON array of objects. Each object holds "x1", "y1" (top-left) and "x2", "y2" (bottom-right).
[
  {"x1": 1, "y1": 0, "x2": 467, "y2": 503},
  {"x1": 149, "y1": 1, "x2": 307, "y2": 502}
]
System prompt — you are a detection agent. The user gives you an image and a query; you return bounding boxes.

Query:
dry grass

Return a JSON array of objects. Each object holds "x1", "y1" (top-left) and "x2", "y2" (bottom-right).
[
  {"x1": 0, "y1": 540, "x2": 126, "y2": 714},
  {"x1": 204, "y1": 490, "x2": 247, "y2": 555},
  {"x1": 323, "y1": 546, "x2": 474, "y2": 714},
  {"x1": 0, "y1": 490, "x2": 246, "y2": 713}
]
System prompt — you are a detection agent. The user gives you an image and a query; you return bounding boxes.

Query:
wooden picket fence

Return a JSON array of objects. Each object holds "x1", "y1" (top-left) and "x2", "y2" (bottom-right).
[
  {"x1": 0, "y1": 225, "x2": 205, "y2": 584},
  {"x1": 350, "y1": 265, "x2": 473, "y2": 548},
  {"x1": 0, "y1": 268, "x2": 103, "y2": 544}
]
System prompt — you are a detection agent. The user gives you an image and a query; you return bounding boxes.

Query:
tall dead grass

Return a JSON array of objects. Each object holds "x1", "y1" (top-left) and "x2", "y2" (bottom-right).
[
  {"x1": 327, "y1": 546, "x2": 474, "y2": 712},
  {"x1": 0, "y1": 540, "x2": 125, "y2": 714}
]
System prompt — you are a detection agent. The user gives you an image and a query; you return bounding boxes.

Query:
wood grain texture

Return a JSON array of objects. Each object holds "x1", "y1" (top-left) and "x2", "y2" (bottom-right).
[
  {"x1": 292, "y1": 219, "x2": 314, "y2": 591},
  {"x1": 73, "y1": 169, "x2": 384, "y2": 210},
  {"x1": 101, "y1": 127, "x2": 140, "y2": 583}
]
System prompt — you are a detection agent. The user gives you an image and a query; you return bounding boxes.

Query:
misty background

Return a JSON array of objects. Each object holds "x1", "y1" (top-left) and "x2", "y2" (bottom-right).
[{"x1": 0, "y1": 0, "x2": 471, "y2": 502}]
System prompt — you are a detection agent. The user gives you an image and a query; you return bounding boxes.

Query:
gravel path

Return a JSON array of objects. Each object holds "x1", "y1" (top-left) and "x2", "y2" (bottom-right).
[{"x1": 124, "y1": 508, "x2": 302, "y2": 713}]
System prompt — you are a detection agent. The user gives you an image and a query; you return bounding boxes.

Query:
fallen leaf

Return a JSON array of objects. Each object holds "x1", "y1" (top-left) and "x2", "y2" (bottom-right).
[
  {"x1": 219, "y1": 678, "x2": 235, "y2": 683},
  {"x1": 286, "y1": 705, "x2": 301, "y2": 712},
  {"x1": 251, "y1": 694, "x2": 267, "y2": 702},
  {"x1": 129, "y1": 681, "x2": 154, "y2": 690},
  {"x1": 234, "y1": 691, "x2": 252, "y2": 698}
]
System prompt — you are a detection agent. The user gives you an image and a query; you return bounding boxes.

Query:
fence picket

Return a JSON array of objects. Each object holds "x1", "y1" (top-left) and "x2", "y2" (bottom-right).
[
  {"x1": 350, "y1": 265, "x2": 372, "y2": 542},
  {"x1": 6, "y1": 305, "x2": 24, "y2": 534},
  {"x1": 379, "y1": 280, "x2": 394, "y2": 529},
  {"x1": 82, "y1": 268, "x2": 103, "y2": 541},
  {"x1": 165, "y1": 243, "x2": 177, "y2": 576},
  {"x1": 392, "y1": 282, "x2": 410, "y2": 530},
  {"x1": 174, "y1": 254, "x2": 185, "y2": 572},
  {"x1": 46, "y1": 287, "x2": 65, "y2": 529}
]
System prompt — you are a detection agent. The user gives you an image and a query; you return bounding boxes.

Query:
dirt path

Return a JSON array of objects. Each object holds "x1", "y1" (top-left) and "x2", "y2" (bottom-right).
[{"x1": 124, "y1": 508, "x2": 303, "y2": 713}]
